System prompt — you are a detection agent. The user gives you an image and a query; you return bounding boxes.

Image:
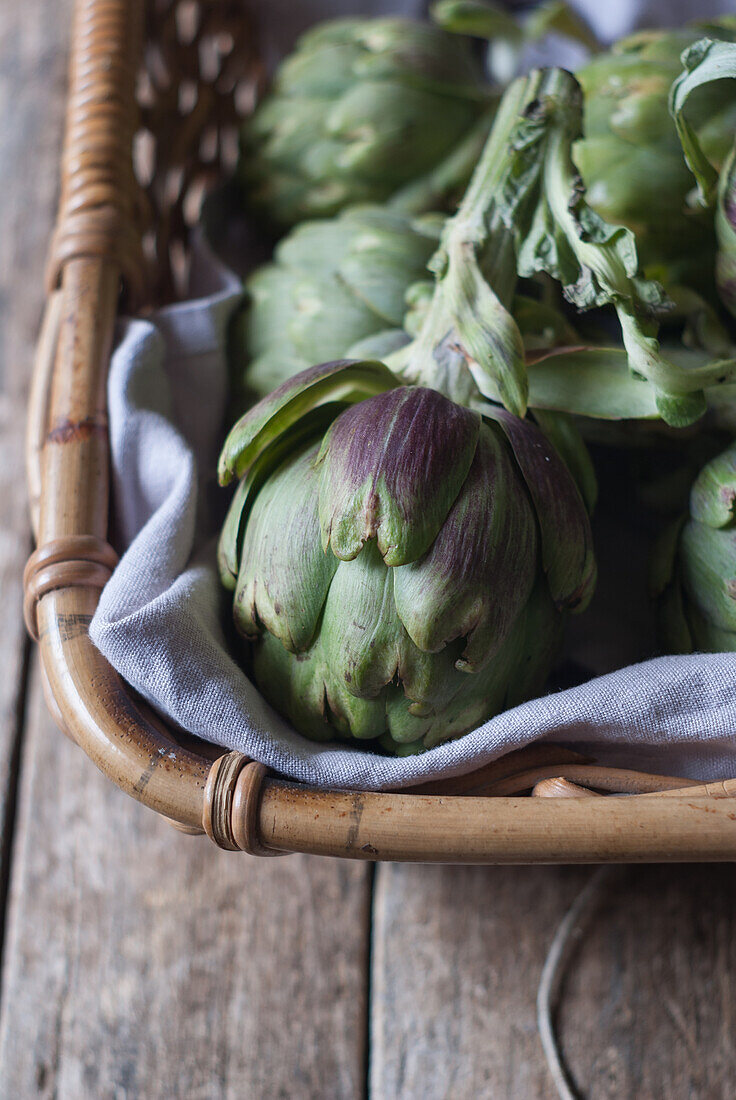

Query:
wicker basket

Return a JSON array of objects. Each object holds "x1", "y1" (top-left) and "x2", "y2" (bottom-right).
[{"x1": 23, "y1": 0, "x2": 736, "y2": 862}]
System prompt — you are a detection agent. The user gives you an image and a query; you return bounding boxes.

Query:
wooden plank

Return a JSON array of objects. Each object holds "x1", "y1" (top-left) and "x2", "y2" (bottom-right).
[
  {"x1": 0, "y1": 658, "x2": 371, "y2": 1099},
  {"x1": 370, "y1": 863, "x2": 736, "y2": 1099},
  {"x1": 559, "y1": 864, "x2": 736, "y2": 1100},
  {"x1": 370, "y1": 863, "x2": 588, "y2": 1098},
  {"x1": 0, "y1": 0, "x2": 72, "y2": 902}
]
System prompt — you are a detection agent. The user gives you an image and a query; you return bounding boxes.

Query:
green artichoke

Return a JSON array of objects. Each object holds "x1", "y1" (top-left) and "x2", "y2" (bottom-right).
[
  {"x1": 576, "y1": 22, "x2": 736, "y2": 285},
  {"x1": 654, "y1": 439, "x2": 736, "y2": 652},
  {"x1": 218, "y1": 360, "x2": 595, "y2": 754},
  {"x1": 239, "y1": 17, "x2": 488, "y2": 227},
  {"x1": 236, "y1": 205, "x2": 440, "y2": 401}
]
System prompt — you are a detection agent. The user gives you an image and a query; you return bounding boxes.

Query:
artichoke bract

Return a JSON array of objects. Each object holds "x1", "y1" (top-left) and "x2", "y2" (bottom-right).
[
  {"x1": 654, "y1": 440, "x2": 736, "y2": 653},
  {"x1": 218, "y1": 360, "x2": 595, "y2": 754},
  {"x1": 239, "y1": 17, "x2": 487, "y2": 226},
  {"x1": 236, "y1": 205, "x2": 440, "y2": 401},
  {"x1": 576, "y1": 22, "x2": 736, "y2": 284}
]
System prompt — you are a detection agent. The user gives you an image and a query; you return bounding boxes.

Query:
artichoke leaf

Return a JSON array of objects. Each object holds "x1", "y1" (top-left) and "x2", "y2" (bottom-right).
[
  {"x1": 531, "y1": 408, "x2": 598, "y2": 514},
  {"x1": 485, "y1": 405, "x2": 596, "y2": 612},
  {"x1": 218, "y1": 476, "x2": 250, "y2": 592},
  {"x1": 686, "y1": 601, "x2": 736, "y2": 652},
  {"x1": 504, "y1": 578, "x2": 561, "y2": 708},
  {"x1": 670, "y1": 38, "x2": 736, "y2": 205},
  {"x1": 524, "y1": 346, "x2": 660, "y2": 420},
  {"x1": 497, "y1": 66, "x2": 733, "y2": 426},
  {"x1": 219, "y1": 359, "x2": 398, "y2": 486},
  {"x1": 253, "y1": 635, "x2": 338, "y2": 743},
  {"x1": 234, "y1": 442, "x2": 338, "y2": 654},
  {"x1": 218, "y1": 409, "x2": 336, "y2": 589},
  {"x1": 680, "y1": 520, "x2": 736, "y2": 632},
  {"x1": 689, "y1": 439, "x2": 736, "y2": 528},
  {"x1": 288, "y1": 276, "x2": 382, "y2": 365},
  {"x1": 319, "y1": 541, "x2": 466, "y2": 713},
  {"x1": 392, "y1": 422, "x2": 537, "y2": 671},
  {"x1": 317, "y1": 386, "x2": 480, "y2": 565},
  {"x1": 346, "y1": 328, "x2": 410, "y2": 361}
]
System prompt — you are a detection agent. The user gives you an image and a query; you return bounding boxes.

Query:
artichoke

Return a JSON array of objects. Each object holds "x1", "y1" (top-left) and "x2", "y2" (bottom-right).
[
  {"x1": 235, "y1": 205, "x2": 441, "y2": 401},
  {"x1": 239, "y1": 17, "x2": 489, "y2": 227},
  {"x1": 218, "y1": 360, "x2": 595, "y2": 754},
  {"x1": 576, "y1": 22, "x2": 736, "y2": 285},
  {"x1": 654, "y1": 439, "x2": 736, "y2": 653}
]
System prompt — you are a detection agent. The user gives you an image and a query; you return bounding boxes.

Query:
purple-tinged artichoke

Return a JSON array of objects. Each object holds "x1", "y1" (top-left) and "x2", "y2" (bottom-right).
[
  {"x1": 218, "y1": 360, "x2": 595, "y2": 754},
  {"x1": 654, "y1": 439, "x2": 736, "y2": 653}
]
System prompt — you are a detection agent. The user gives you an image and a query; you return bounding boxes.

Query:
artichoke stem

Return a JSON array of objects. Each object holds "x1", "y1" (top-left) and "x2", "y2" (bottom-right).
[{"x1": 394, "y1": 72, "x2": 555, "y2": 412}]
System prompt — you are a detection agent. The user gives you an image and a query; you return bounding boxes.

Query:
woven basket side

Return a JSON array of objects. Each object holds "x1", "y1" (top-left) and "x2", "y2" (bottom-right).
[
  {"x1": 137, "y1": 0, "x2": 262, "y2": 304},
  {"x1": 46, "y1": 0, "x2": 148, "y2": 306},
  {"x1": 29, "y1": 0, "x2": 213, "y2": 832}
]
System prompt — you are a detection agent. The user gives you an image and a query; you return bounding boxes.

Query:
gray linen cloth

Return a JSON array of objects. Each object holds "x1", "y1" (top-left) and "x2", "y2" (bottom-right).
[{"x1": 90, "y1": 0, "x2": 736, "y2": 789}]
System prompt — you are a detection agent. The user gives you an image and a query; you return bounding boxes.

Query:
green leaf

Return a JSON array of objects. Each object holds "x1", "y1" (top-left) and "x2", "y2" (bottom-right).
[
  {"x1": 233, "y1": 442, "x2": 338, "y2": 653},
  {"x1": 218, "y1": 359, "x2": 398, "y2": 486},
  {"x1": 524, "y1": 1, "x2": 599, "y2": 54},
  {"x1": 525, "y1": 346, "x2": 660, "y2": 420},
  {"x1": 492, "y1": 65, "x2": 732, "y2": 426},
  {"x1": 431, "y1": 0, "x2": 521, "y2": 43},
  {"x1": 670, "y1": 38, "x2": 736, "y2": 205},
  {"x1": 395, "y1": 71, "x2": 550, "y2": 413},
  {"x1": 485, "y1": 405, "x2": 596, "y2": 613},
  {"x1": 392, "y1": 422, "x2": 536, "y2": 671},
  {"x1": 680, "y1": 519, "x2": 736, "y2": 632},
  {"x1": 218, "y1": 477, "x2": 250, "y2": 592},
  {"x1": 441, "y1": 237, "x2": 528, "y2": 415}
]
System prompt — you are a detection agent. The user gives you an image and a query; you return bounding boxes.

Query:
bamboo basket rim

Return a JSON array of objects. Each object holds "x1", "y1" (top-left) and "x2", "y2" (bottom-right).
[{"x1": 23, "y1": 0, "x2": 736, "y2": 862}]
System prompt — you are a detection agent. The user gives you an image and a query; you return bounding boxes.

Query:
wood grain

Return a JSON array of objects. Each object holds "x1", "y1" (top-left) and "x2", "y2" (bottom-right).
[
  {"x1": 559, "y1": 865, "x2": 736, "y2": 1100},
  {"x1": 0, "y1": 659, "x2": 371, "y2": 1100},
  {"x1": 371, "y1": 863, "x2": 736, "y2": 1099},
  {"x1": 0, "y1": 0, "x2": 71, "y2": 911}
]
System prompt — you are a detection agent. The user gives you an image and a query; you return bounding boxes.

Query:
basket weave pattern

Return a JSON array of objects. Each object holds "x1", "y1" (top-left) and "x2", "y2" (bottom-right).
[{"x1": 22, "y1": 0, "x2": 736, "y2": 861}]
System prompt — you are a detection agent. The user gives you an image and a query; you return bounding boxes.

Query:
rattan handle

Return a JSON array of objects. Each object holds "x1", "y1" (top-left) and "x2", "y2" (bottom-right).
[
  {"x1": 28, "y1": 0, "x2": 212, "y2": 829},
  {"x1": 46, "y1": 0, "x2": 147, "y2": 306}
]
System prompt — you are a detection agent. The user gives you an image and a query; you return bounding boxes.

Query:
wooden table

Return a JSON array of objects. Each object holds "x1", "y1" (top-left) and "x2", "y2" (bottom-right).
[{"x1": 1, "y1": 3, "x2": 736, "y2": 1096}]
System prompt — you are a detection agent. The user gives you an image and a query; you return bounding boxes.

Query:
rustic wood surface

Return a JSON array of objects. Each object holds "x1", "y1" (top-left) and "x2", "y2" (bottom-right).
[
  {"x1": 2, "y1": 1, "x2": 736, "y2": 1097},
  {"x1": 0, "y1": 0, "x2": 74, "y2": 943}
]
